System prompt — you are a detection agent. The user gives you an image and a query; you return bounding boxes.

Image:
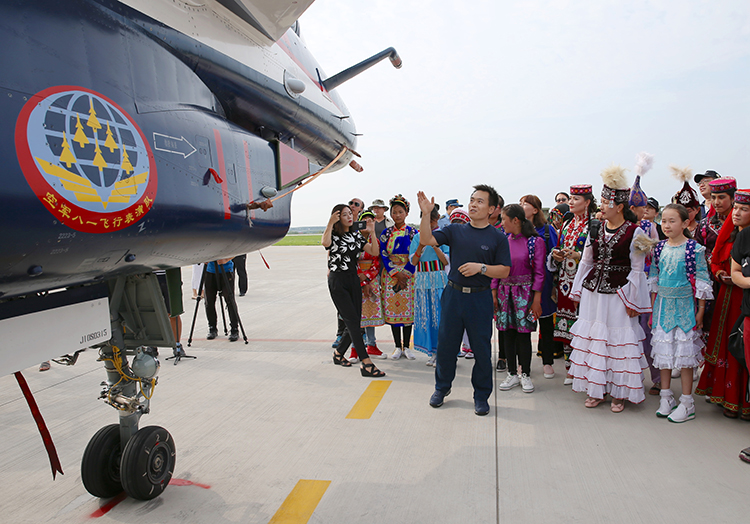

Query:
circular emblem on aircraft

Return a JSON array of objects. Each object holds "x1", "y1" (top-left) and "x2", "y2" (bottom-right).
[{"x1": 15, "y1": 86, "x2": 157, "y2": 233}]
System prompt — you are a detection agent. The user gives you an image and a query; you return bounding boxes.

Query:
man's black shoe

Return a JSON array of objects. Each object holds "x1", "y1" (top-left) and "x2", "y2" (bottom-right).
[
  {"x1": 474, "y1": 398, "x2": 490, "y2": 416},
  {"x1": 207, "y1": 328, "x2": 218, "y2": 340},
  {"x1": 429, "y1": 388, "x2": 451, "y2": 408},
  {"x1": 228, "y1": 330, "x2": 239, "y2": 342}
]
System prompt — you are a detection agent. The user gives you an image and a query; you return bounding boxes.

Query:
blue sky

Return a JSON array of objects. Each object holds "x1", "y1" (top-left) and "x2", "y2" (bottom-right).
[{"x1": 289, "y1": 0, "x2": 750, "y2": 225}]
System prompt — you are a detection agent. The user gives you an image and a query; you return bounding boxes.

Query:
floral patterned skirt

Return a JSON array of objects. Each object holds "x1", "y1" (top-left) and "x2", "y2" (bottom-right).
[
  {"x1": 361, "y1": 276, "x2": 384, "y2": 327},
  {"x1": 495, "y1": 275, "x2": 536, "y2": 333},
  {"x1": 381, "y1": 268, "x2": 414, "y2": 325},
  {"x1": 553, "y1": 261, "x2": 581, "y2": 343}
]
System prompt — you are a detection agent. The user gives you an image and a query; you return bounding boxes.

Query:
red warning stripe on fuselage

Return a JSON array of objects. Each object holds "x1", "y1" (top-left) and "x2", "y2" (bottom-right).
[{"x1": 212, "y1": 129, "x2": 230, "y2": 220}]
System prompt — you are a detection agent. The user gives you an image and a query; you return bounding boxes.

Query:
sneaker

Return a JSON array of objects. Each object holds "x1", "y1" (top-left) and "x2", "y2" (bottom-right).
[
  {"x1": 366, "y1": 345, "x2": 387, "y2": 359},
  {"x1": 464, "y1": 349, "x2": 474, "y2": 360},
  {"x1": 39, "y1": 361, "x2": 50, "y2": 372},
  {"x1": 229, "y1": 330, "x2": 239, "y2": 342},
  {"x1": 563, "y1": 377, "x2": 573, "y2": 385},
  {"x1": 391, "y1": 347, "x2": 402, "y2": 360},
  {"x1": 520, "y1": 373, "x2": 534, "y2": 393},
  {"x1": 207, "y1": 327, "x2": 218, "y2": 340},
  {"x1": 429, "y1": 388, "x2": 451, "y2": 408},
  {"x1": 668, "y1": 396, "x2": 696, "y2": 423},
  {"x1": 496, "y1": 359, "x2": 507, "y2": 372},
  {"x1": 543, "y1": 365, "x2": 555, "y2": 379},
  {"x1": 498, "y1": 374, "x2": 520, "y2": 391},
  {"x1": 349, "y1": 348, "x2": 360, "y2": 364},
  {"x1": 403, "y1": 348, "x2": 416, "y2": 360},
  {"x1": 332, "y1": 335, "x2": 342, "y2": 349},
  {"x1": 656, "y1": 390, "x2": 677, "y2": 418},
  {"x1": 457, "y1": 347, "x2": 467, "y2": 358},
  {"x1": 426, "y1": 355, "x2": 436, "y2": 367},
  {"x1": 474, "y1": 398, "x2": 490, "y2": 416}
]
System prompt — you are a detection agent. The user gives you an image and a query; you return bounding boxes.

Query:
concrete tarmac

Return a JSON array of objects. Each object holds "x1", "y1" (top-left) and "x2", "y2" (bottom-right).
[{"x1": 1, "y1": 245, "x2": 749, "y2": 524}]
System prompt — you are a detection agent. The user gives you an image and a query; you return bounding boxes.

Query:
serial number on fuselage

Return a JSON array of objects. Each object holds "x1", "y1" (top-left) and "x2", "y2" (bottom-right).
[{"x1": 80, "y1": 328, "x2": 108, "y2": 345}]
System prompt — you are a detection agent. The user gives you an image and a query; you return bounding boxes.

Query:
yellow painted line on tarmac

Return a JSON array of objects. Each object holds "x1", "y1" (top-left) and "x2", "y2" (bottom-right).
[
  {"x1": 346, "y1": 380, "x2": 391, "y2": 419},
  {"x1": 268, "y1": 479, "x2": 331, "y2": 524}
]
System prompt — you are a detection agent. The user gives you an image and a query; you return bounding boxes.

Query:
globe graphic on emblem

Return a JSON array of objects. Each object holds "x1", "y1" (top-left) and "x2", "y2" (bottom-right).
[{"x1": 25, "y1": 88, "x2": 152, "y2": 215}]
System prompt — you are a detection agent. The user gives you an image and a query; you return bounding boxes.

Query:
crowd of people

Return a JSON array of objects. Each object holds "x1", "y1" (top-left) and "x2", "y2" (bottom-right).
[{"x1": 323, "y1": 156, "x2": 750, "y2": 463}]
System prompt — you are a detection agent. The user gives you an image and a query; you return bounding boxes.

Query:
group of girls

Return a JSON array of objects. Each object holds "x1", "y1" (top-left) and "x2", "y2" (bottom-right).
[
  {"x1": 557, "y1": 162, "x2": 750, "y2": 423},
  {"x1": 322, "y1": 170, "x2": 750, "y2": 429},
  {"x1": 323, "y1": 194, "x2": 451, "y2": 377}
]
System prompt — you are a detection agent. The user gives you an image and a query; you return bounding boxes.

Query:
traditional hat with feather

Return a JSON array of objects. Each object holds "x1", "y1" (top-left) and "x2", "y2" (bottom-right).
[
  {"x1": 628, "y1": 152, "x2": 653, "y2": 207},
  {"x1": 670, "y1": 165, "x2": 700, "y2": 208},
  {"x1": 600, "y1": 164, "x2": 630, "y2": 208}
]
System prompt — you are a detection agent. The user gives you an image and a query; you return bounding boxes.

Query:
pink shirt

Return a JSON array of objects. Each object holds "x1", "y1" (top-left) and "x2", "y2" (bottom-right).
[{"x1": 491, "y1": 234, "x2": 546, "y2": 291}]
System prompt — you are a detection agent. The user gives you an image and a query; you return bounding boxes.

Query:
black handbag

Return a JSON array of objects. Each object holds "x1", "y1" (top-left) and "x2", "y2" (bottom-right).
[{"x1": 728, "y1": 314, "x2": 746, "y2": 365}]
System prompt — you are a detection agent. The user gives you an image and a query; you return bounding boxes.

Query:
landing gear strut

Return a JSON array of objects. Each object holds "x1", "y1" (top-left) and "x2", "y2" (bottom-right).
[{"x1": 82, "y1": 274, "x2": 177, "y2": 501}]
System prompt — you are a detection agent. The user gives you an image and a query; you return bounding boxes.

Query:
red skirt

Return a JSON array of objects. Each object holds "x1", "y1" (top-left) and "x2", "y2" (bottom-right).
[{"x1": 696, "y1": 285, "x2": 749, "y2": 416}]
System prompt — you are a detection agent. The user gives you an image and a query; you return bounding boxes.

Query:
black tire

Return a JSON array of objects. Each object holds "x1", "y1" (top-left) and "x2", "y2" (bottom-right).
[
  {"x1": 81, "y1": 424, "x2": 123, "y2": 498},
  {"x1": 120, "y1": 426, "x2": 175, "y2": 500}
]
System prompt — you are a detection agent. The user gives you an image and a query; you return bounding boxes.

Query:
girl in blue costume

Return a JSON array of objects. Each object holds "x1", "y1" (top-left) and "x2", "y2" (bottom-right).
[
  {"x1": 649, "y1": 204, "x2": 712, "y2": 423},
  {"x1": 380, "y1": 195, "x2": 417, "y2": 360},
  {"x1": 409, "y1": 205, "x2": 449, "y2": 366}
]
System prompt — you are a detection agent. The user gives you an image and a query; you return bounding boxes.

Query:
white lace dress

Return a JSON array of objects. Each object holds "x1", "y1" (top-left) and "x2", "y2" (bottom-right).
[
  {"x1": 568, "y1": 228, "x2": 652, "y2": 403},
  {"x1": 648, "y1": 242, "x2": 713, "y2": 369}
]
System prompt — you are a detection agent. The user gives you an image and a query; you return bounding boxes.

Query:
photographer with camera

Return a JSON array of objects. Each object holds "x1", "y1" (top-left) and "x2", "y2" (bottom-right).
[{"x1": 323, "y1": 203, "x2": 385, "y2": 378}]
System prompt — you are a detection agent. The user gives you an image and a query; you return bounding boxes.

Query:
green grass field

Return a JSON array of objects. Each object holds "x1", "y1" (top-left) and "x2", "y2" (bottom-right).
[{"x1": 274, "y1": 234, "x2": 322, "y2": 246}]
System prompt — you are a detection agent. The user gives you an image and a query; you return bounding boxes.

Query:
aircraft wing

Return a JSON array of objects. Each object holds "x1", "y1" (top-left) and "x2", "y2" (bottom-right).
[{"x1": 215, "y1": 0, "x2": 315, "y2": 43}]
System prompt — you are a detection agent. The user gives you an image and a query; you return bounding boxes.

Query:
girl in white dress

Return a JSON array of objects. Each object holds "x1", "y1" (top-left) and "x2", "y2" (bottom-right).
[{"x1": 568, "y1": 166, "x2": 654, "y2": 412}]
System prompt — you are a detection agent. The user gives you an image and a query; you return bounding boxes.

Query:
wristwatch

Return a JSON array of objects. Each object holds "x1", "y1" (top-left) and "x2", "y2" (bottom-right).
[{"x1": 481, "y1": 264, "x2": 487, "y2": 275}]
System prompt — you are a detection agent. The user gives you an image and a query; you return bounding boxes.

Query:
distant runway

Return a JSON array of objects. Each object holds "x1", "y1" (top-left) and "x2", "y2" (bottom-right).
[{"x1": 0, "y1": 246, "x2": 748, "y2": 523}]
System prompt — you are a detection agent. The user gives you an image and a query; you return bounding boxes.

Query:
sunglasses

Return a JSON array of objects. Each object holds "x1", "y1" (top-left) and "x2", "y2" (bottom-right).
[
  {"x1": 348, "y1": 201, "x2": 363, "y2": 207},
  {"x1": 555, "y1": 198, "x2": 567, "y2": 203}
]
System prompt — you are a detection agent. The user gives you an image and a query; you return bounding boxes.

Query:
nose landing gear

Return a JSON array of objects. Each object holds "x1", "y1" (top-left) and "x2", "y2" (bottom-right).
[{"x1": 81, "y1": 424, "x2": 175, "y2": 501}]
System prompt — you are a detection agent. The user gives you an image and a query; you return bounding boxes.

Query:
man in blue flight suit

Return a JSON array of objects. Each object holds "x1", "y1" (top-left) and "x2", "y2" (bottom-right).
[{"x1": 417, "y1": 185, "x2": 511, "y2": 416}]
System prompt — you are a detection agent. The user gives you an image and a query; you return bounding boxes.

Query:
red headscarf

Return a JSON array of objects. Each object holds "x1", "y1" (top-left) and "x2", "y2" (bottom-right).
[{"x1": 710, "y1": 215, "x2": 736, "y2": 275}]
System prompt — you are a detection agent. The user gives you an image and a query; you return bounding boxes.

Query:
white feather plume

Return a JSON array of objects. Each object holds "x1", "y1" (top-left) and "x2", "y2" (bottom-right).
[
  {"x1": 600, "y1": 164, "x2": 629, "y2": 189},
  {"x1": 669, "y1": 165, "x2": 693, "y2": 183},
  {"x1": 632, "y1": 231, "x2": 659, "y2": 255},
  {"x1": 634, "y1": 152, "x2": 654, "y2": 176}
]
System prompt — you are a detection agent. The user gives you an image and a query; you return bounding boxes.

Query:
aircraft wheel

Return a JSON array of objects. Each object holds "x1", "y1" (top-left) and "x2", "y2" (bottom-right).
[
  {"x1": 81, "y1": 424, "x2": 123, "y2": 498},
  {"x1": 120, "y1": 426, "x2": 175, "y2": 500}
]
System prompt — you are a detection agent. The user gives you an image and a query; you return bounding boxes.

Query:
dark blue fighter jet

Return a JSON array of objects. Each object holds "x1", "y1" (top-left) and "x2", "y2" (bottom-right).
[{"x1": 0, "y1": 0, "x2": 399, "y2": 500}]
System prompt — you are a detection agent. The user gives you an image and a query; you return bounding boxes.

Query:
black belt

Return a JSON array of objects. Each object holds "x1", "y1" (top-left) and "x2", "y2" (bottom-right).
[{"x1": 447, "y1": 280, "x2": 489, "y2": 293}]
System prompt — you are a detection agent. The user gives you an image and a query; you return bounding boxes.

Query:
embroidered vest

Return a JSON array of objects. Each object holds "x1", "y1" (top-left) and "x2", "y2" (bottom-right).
[
  {"x1": 581, "y1": 221, "x2": 638, "y2": 294},
  {"x1": 652, "y1": 239, "x2": 697, "y2": 296}
]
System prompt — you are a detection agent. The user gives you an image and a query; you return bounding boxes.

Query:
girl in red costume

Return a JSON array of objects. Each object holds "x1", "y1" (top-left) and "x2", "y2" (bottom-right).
[{"x1": 696, "y1": 179, "x2": 750, "y2": 418}]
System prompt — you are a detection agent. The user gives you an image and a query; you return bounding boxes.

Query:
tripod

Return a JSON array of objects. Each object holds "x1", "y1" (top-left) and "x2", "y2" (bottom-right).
[
  {"x1": 165, "y1": 340, "x2": 197, "y2": 365},
  {"x1": 187, "y1": 261, "x2": 248, "y2": 345},
  {"x1": 216, "y1": 261, "x2": 248, "y2": 344}
]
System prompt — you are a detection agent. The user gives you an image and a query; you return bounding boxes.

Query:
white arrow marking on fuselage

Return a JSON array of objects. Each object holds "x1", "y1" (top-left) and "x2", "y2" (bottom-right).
[{"x1": 153, "y1": 133, "x2": 197, "y2": 158}]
